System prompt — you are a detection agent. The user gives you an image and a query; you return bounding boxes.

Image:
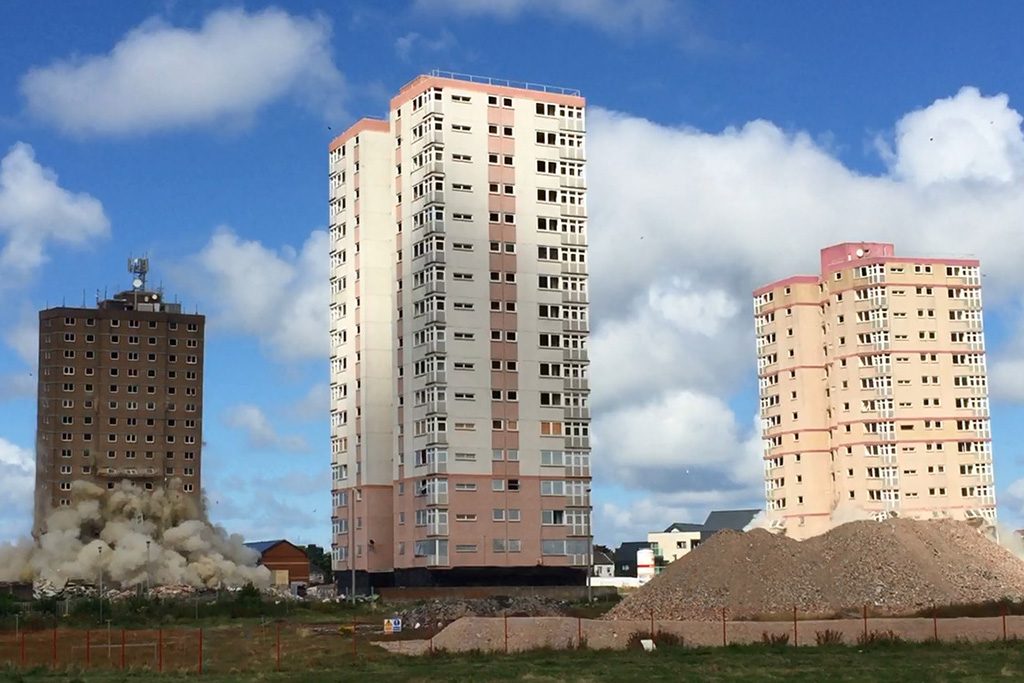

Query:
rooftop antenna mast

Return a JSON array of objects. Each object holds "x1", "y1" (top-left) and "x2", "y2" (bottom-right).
[
  {"x1": 128, "y1": 256, "x2": 149, "y2": 310},
  {"x1": 128, "y1": 256, "x2": 149, "y2": 291}
]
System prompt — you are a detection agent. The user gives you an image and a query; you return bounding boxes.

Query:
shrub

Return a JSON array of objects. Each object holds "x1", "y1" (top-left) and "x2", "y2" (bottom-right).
[
  {"x1": 760, "y1": 632, "x2": 790, "y2": 647},
  {"x1": 857, "y1": 629, "x2": 903, "y2": 646},
  {"x1": 815, "y1": 629, "x2": 844, "y2": 646}
]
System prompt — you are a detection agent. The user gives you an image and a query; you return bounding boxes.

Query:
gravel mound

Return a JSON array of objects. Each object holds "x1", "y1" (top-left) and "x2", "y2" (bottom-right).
[{"x1": 606, "y1": 518, "x2": 1024, "y2": 621}]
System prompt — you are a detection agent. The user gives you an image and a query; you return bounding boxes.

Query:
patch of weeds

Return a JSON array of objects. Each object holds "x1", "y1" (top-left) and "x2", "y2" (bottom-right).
[
  {"x1": 857, "y1": 629, "x2": 903, "y2": 647},
  {"x1": 815, "y1": 629, "x2": 845, "y2": 646},
  {"x1": 760, "y1": 631, "x2": 790, "y2": 647}
]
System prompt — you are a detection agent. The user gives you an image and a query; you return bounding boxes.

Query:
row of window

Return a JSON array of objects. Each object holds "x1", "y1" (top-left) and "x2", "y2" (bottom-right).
[{"x1": 54, "y1": 317, "x2": 199, "y2": 332}]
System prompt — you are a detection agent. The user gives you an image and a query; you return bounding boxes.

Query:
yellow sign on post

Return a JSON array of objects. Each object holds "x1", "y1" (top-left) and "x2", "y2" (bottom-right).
[{"x1": 383, "y1": 618, "x2": 403, "y2": 634}]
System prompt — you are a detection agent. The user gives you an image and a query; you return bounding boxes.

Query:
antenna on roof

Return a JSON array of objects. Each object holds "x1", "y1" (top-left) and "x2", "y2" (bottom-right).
[{"x1": 128, "y1": 256, "x2": 149, "y2": 291}]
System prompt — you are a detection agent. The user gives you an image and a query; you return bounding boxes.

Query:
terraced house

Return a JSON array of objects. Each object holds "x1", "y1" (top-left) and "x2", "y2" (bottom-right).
[
  {"x1": 754, "y1": 242, "x2": 995, "y2": 539},
  {"x1": 328, "y1": 72, "x2": 592, "y2": 590}
]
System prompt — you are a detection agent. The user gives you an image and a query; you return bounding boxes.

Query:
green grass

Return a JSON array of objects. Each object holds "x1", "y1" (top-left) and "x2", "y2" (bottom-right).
[{"x1": 1, "y1": 641, "x2": 1022, "y2": 682}]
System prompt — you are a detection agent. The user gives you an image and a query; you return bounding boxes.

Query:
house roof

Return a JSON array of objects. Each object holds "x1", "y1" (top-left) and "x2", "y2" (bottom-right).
[
  {"x1": 593, "y1": 549, "x2": 614, "y2": 565},
  {"x1": 702, "y1": 509, "x2": 761, "y2": 532},
  {"x1": 661, "y1": 522, "x2": 705, "y2": 533},
  {"x1": 244, "y1": 540, "x2": 296, "y2": 555},
  {"x1": 614, "y1": 541, "x2": 652, "y2": 562}
]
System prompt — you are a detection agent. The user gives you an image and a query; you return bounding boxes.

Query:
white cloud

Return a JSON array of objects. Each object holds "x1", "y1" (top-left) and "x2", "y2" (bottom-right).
[
  {"x1": 0, "y1": 143, "x2": 109, "y2": 282},
  {"x1": 182, "y1": 228, "x2": 328, "y2": 361},
  {"x1": 0, "y1": 373, "x2": 35, "y2": 403},
  {"x1": 21, "y1": 8, "x2": 344, "y2": 136},
  {"x1": 880, "y1": 87, "x2": 1024, "y2": 186},
  {"x1": 289, "y1": 383, "x2": 329, "y2": 421},
  {"x1": 223, "y1": 404, "x2": 309, "y2": 453},
  {"x1": 0, "y1": 438, "x2": 34, "y2": 541},
  {"x1": 4, "y1": 308, "x2": 37, "y2": 365},
  {"x1": 584, "y1": 86, "x2": 1024, "y2": 536},
  {"x1": 394, "y1": 30, "x2": 456, "y2": 62},
  {"x1": 413, "y1": 0, "x2": 674, "y2": 34}
]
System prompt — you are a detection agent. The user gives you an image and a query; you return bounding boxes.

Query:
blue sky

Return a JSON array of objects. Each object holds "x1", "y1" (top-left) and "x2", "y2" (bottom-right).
[{"x1": 3, "y1": 1, "x2": 1024, "y2": 547}]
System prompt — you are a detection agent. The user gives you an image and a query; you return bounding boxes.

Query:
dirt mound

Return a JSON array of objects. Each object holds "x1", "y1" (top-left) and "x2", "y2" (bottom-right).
[{"x1": 606, "y1": 518, "x2": 1024, "y2": 621}]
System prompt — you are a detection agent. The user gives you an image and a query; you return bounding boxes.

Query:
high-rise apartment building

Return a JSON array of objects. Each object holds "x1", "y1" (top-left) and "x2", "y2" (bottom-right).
[
  {"x1": 754, "y1": 242, "x2": 995, "y2": 540},
  {"x1": 328, "y1": 72, "x2": 591, "y2": 589},
  {"x1": 34, "y1": 261, "x2": 205, "y2": 535}
]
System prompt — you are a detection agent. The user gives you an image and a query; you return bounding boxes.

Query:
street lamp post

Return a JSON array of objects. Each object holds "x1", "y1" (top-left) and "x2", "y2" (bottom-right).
[{"x1": 97, "y1": 546, "x2": 104, "y2": 623}]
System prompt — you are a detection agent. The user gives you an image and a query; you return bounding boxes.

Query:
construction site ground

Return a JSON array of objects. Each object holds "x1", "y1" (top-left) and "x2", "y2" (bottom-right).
[{"x1": 0, "y1": 632, "x2": 1022, "y2": 682}]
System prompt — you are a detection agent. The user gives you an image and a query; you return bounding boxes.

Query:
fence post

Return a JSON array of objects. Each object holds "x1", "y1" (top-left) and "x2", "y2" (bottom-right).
[
  {"x1": 120, "y1": 628, "x2": 126, "y2": 670},
  {"x1": 932, "y1": 609, "x2": 938, "y2": 641},
  {"x1": 793, "y1": 606, "x2": 798, "y2": 647},
  {"x1": 862, "y1": 605, "x2": 867, "y2": 641},
  {"x1": 721, "y1": 607, "x2": 726, "y2": 647},
  {"x1": 19, "y1": 629, "x2": 25, "y2": 667},
  {"x1": 1003, "y1": 605, "x2": 1008, "y2": 642},
  {"x1": 276, "y1": 622, "x2": 281, "y2": 671},
  {"x1": 198, "y1": 627, "x2": 203, "y2": 675},
  {"x1": 352, "y1": 617, "x2": 357, "y2": 657},
  {"x1": 86, "y1": 629, "x2": 91, "y2": 668},
  {"x1": 577, "y1": 616, "x2": 582, "y2": 648},
  {"x1": 158, "y1": 628, "x2": 163, "y2": 673},
  {"x1": 504, "y1": 613, "x2": 509, "y2": 654},
  {"x1": 52, "y1": 625, "x2": 57, "y2": 668}
]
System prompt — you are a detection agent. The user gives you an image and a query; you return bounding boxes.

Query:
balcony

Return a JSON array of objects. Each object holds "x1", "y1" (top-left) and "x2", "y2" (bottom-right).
[
  {"x1": 568, "y1": 492, "x2": 591, "y2": 507},
  {"x1": 562, "y1": 289, "x2": 589, "y2": 304},
  {"x1": 426, "y1": 309, "x2": 447, "y2": 326},
  {"x1": 424, "y1": 189, "x2": 445, "y2": 206},
  {"x1": 426, "y1": 339, "x2": 447, "y2": 355},
  {"x1": 423, "y1": 217, "x2": 445, "y2": 235},
  {"x1": 563, "y1": 318, "x2": 589, "y2": 333},
  {"x1": 560, "y1": 231, "x2": 586, "y2": 246},
  {"x1": 425, "y1": 430, "x2": 447, "y2": 446},
  {"x1": 564, "y1": 405, "x2": 590, "y2": 420},
  {"x1": 560, "y1": 203, "x2": 586, "y2": 217},
  {"x1": 559, "y1": 174, "x2": 585, "y2": 189},
  {"x1": 564, "y1": 377, "x2": 589, "y2": 392},
  {"x1": 424, "y1": 249, "x2": 446, "y2": 266},
  {"x1": 559, "y1": 116, "x2": 585, "y2": 132},
  {"x1": 566, "y1": 464, "x2": 590, "y2": 478},
  {"x1": 563, "y1": 347, "x2": 588, "y2": 362},
  {"x1": 426, "y1": 553, "x2": 449, "y2": 567},
  {"x1": 566, "y1": 435, "x2": 590, "y2": 449},
  {"x1": 427, "y1": 491, "x2": 448, "y2": 506},
  {"x1": 427, "y1": 522, "x2": 449, "y2": 536},
  {"x1": 568, "y1": 553, "x2": 589, "y2": 567},
  {"x1": 561, "y1": 260, "x2": 587, "y2": 275},
  {"x1": 425, "y1": 280, "x2": 447, "y2": 296},
  {"x1": 426, "y1": 399, "x2": 447, "y2": 415},
  {"x1": 426, "y1": 369, "x2": 447, "y2": 385},
  {"x1": 424, "y1": 100, "x2": 443, "y2": 116},
  {"x1": 425, "y1": 131, "x2": 444, "y2": 147},
  {"x1": 423, "y1": 160, "x2": 445, "y2": 176},
  {"x1": 427, "y1": 459, "x2": 447, "y2": 475},
  {"x1": 559, "y1": 146, "x2": 585, "y2": 161},
  {"x1": 567, "y1": 523, "x2": 590, "y2": 537}
]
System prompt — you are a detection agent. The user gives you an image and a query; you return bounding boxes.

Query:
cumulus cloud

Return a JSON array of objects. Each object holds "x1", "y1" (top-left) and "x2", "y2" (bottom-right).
[
  {"x1": 585, "y1": 86, "x2": 1024, "y2": 540},
  {"x1": 224, "y1": 404, "x2": 309, "y2": 452},
  {"x1": 0, "y1": 143, "x2": 109, "y2": 282},
  {"x1": 182, "y1": 228, "x2": 328, "y2": 361},
  {"x1": 289, "y1": 383, "x2": 330, "y2": 421},
  {"x1": 21, "y1": 8, "x2": 344, "y2": 136},
  {"x1": 394, "y1": 30, "x2": 457, "y2": 62},
  {"x1": 4, "y1": 308, "x2": 38, "y2": 365},
  {"x1": 413, "y1": 0, "x2": 674, "y2": 34},
  {"x1": 0, "y1": 438, "x2": 34, "y2": 541},
  {"x1": 880, "y1": 87, "x2": 1024, "y2": 186}
]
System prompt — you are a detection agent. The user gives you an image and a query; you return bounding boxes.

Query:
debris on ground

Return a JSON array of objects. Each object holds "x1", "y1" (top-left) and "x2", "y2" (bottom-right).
[{"x1": 606, "y1": 518, "x2": 1024, "y2": 621}]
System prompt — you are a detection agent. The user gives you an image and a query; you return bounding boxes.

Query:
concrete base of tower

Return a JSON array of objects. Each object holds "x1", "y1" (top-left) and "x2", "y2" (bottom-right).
[{"x1": 334, "y1": 566, "x2": 587, "y2": 595}]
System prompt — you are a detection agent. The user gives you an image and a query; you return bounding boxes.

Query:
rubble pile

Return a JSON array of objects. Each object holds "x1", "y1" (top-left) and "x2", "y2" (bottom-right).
[
  {"x1": 607, "y1": 518, "x2": 1024, "y2": 621},
  {"x1": 393, "y1": 596, "x2": 573, "y2": 626}
]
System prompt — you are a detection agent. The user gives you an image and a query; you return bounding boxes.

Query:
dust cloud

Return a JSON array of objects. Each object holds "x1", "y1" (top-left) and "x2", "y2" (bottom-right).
[{"x1": 0, "y1": 480, "x2": 270, "y2": 589}]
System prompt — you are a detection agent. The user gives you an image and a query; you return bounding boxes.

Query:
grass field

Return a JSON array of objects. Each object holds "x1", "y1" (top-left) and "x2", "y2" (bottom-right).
[{"x1": 1, "y1": 640, "x2": 1022, "y2": 682}]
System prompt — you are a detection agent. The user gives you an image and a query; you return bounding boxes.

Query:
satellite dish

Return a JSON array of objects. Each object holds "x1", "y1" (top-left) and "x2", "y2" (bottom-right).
[
  {"x1": 855, "y1": 248, "x2": 865, "y2": 257},
  {"x1": 132, "y1": 278, "x2": 143, "y2": 289}
]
